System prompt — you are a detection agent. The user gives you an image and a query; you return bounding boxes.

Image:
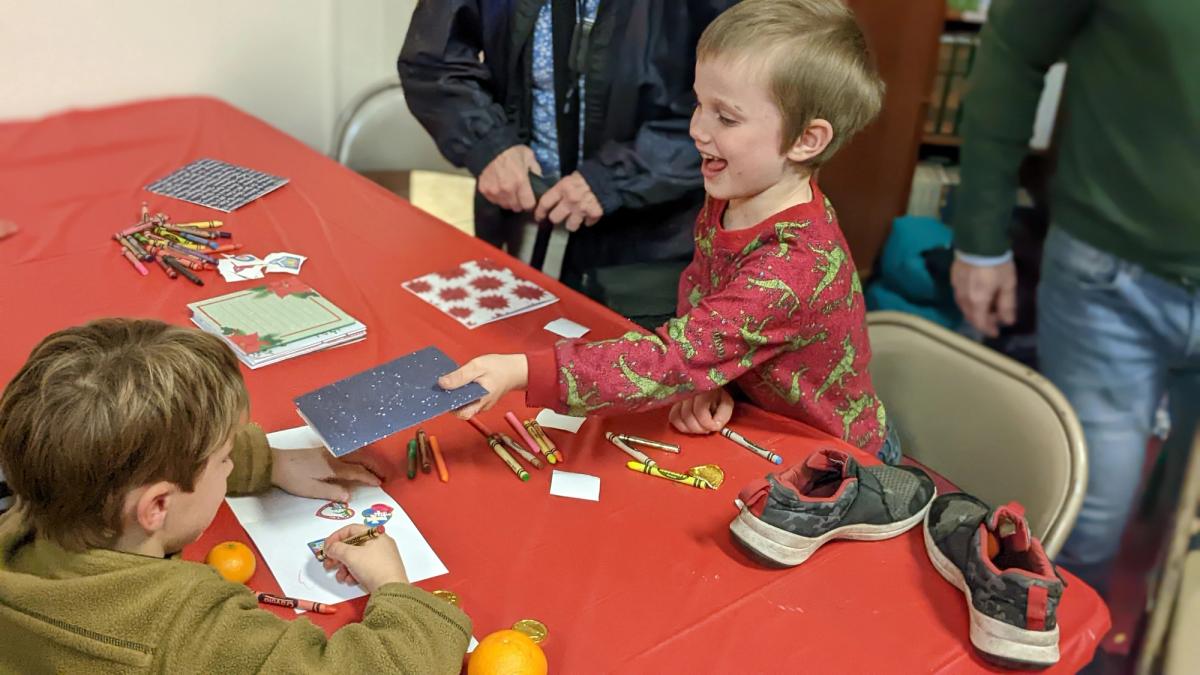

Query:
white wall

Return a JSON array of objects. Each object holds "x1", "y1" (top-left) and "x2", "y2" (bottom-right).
[{"x1": 0, "y1": 0, "x2": 416, "y2": 153}]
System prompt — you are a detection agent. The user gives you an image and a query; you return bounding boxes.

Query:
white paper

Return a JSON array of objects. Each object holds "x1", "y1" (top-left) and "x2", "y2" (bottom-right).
[
  {"x1": 544, "y1": 317, "x2": 590, "y2": 339},
  {"x1": 468, "y1": 636, "x2": 479, "y2": 653},
  {"x1": 266, "y1": 425, "x2": 325, "y2": 450},
  {"x1": 226, "y1": 485, "x2": 447, "y2": 606},
  {"x1": 535, "y1": 409, "x2": 587, "y2": 434},
  {"x1": 549, "y1": 470, "x2": 600, "y2": 502},
  {"x1": 264, "y1": 252, "x2": 307, "y2": 275}
]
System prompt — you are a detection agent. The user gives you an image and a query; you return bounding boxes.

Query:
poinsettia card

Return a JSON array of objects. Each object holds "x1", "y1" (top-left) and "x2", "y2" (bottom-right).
[{"x1": 402, "y1": 259, "x2": 558, "y2": 329}]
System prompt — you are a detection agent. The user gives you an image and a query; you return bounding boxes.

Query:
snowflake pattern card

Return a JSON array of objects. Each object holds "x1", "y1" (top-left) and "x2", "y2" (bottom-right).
[
  {"x1": 402, "y1": 259, "x2": 558, "y2": 329},
  {"x1": 293, "y1": 346, "x2": 486, "y2": 457}
]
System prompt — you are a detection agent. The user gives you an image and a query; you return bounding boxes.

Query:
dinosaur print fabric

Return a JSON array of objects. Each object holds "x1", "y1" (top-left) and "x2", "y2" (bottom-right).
[{"x1": 525, "y1": 182, "x2": 885, "y2": 452}]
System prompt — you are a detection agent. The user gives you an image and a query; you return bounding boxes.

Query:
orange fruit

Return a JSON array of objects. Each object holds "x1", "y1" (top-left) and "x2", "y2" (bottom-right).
[
  {"x1": 468, "y1": 629, "x2": 547, "y2": 675},
  {"x1": 206, "y1": 541, "x2": 256, "y2": 584}
]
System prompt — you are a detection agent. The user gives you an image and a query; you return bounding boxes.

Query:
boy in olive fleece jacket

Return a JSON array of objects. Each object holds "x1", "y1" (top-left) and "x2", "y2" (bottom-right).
[{"x1": 0, "y1": 319, "x2": 470, "y2": 673}]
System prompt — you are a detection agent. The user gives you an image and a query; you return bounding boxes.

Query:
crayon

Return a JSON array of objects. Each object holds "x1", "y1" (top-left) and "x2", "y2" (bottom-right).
[
  {"x1": 153, "y1": 253, "x2": 178, "y2": 279},
  {"x1": 406, "y1": 438, "x2": 418, "y2": 479},
  {"x1": 505, "y1": 411, "x2": 543, "y2": 457},
  {"x1": 255, "y1": 592, "x2": 336, "y2": 615},
  {"x1": 163, "y1": 255, "x2": 203, "y2": 285},
  {"x1": 120, "y1": 248, "x2": 149, "y2": 276},
  {"x1": 416, "y1": 428, "x2": 432, "y2": 474},
  {"x1": 312, "y1": 525, "x2": 386, "y2": 561},
  {"x1": 166, "y1": 242, "x2": 217, "y2": 265},
  {"x1": 487, "y1": 434, "x2": 530, "y2": 481},
  {"x1": 466, "y1": 417, "x2": 494, "y2": 439},
  {"x1": 166, "y1": 226, "x2": 217, "y2": 239},
  {"x1": 626, "y1": 461, "x2": 711, "y2": 489},
  {"x1": 526, "y1": 420, "x2": 562, "y2": 464},
  {"x1": 175, "y1": 220, "x2": 224, "y2": 229},
  {"x1": 606, "y1": 432, "x2": 654, "y2": 466},
  {"x1": 430, "y1": 434, "x2": 449, "y2": 482},
  {"x1": 210, "y1": 243, "x2": 244, "y2": 254},
  {"x1": 178, "y1": 230, "x2": 220, "y2": 249},
  {"x1": 117, "y1": 235, "x2": 152, "y2": 262},
  {"x1": 499, "y1": 433, "x2": 543, "y2": 469},
  {"x1": 616, "y1": 434, "x2": 680, "y2": 453},
  {"x1": 720, "y1": 427, "x2": 783, "y2": 464}
]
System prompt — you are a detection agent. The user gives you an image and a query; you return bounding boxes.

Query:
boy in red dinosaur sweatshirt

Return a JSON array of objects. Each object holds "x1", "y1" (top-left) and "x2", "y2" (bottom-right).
[{"x1": 440, "y1": 0, "x2": 896, "y2": 460}]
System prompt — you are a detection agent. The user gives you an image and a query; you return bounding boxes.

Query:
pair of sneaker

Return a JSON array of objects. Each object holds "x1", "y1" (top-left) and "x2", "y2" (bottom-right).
[{"x1": 731, "y1": 449, "x2": 1065, "y2": 669}]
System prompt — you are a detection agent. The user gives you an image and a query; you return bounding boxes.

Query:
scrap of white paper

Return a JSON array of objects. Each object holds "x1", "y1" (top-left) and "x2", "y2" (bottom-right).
[
  {"x1": 468, "y1": 636, "x2": 479, "y2": 653},
  {"x1": 226, "y1": 482, "x2": 447, "y2": 606},
  {"x1": 544, "y1": 317, "x2": 590, "y2": 339},
  {"x1": 536, "y1": 409, "x2": 587, "y2": 434},
  {"x1": 264, "y1": 252, "x2": 307, "y2": 275},
  {"x1": 266, "y1": 425, "x2": 325, "y2": 450},
  {"x1": 549, "y1": 470, "x2": 600, "y2": 502},
  {"x1": 217, "y1": 254, "x2": 267, "y2": 282}
]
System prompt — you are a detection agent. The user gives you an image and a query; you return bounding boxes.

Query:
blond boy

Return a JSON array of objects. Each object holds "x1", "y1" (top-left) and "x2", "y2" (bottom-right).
[
  {"x1": 0, "y1": 319, "x2": 470, "y2": 672},
  {"x1": 439, "y1": 0, "x2": 898, "y2": 460}
]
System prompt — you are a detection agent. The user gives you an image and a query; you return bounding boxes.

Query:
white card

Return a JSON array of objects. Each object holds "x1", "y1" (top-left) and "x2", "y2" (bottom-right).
[
  {"x1": 263, "y1": 252, "x2": 307, "y2": 275},
  {"x1": 544, "y1": 317, "x2": 590, "y2": 339},
  {"x1": 266, "y1": 425, "x2": 324, "y2": 450},
  {"x1": 226, "y1": 484, "x2": 447, "y2": 606},
  {"x1": 535, "y1": 409, "x2": 587, "y2": 434},
  {"x1": 549, "y1": 470, "x2": 600, "y2": 502}
]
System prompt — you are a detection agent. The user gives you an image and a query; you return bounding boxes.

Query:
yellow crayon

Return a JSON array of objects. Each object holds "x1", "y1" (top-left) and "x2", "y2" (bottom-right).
[
  {"x1": 625, "y1": 461, "x2": 711, "y2": 490},
  {"x1": 525, "y1": 420, "x2": 561, "y2": 464},
  {"x1": 175, "y1": 220, "x2": 224, "y2": 229}
]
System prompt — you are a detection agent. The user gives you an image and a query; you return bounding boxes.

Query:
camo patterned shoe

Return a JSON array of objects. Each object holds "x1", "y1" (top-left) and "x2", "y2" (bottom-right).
[
  {"x1": 730, "y1": 448, "x2": 935, "y2": 566},
  {"x1": 923, "y1": 494, "x2": 1064, "y2": 669}
]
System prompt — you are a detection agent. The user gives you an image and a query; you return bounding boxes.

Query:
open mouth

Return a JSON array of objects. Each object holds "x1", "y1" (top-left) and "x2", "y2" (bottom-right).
[{"x1": 700, "y1": 151, "x2": 727, "y2": 178}]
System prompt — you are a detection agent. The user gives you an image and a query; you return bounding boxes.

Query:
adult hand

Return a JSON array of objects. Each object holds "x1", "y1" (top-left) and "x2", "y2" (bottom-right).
[
  {"x1": 321, "y1": 524, "x2": 409, "y2": 591},
  {"x1": 478, "y1": 145, "x2": 542, "y2": 212},
  {"x1": 951, "y1": 258, "x2": 1018, "y2": 338},
  {"x1": 534, "y1": 172, "x2": 604, "y2": 231},
  {"x1": 437, "y1": 354, "x2": 529, "y2": 419},
  {"x1": 270, "y1": 446, "x2": 381, "y2": 503},
  {"x1": 669, "y1": 388, "x2": 734, "y2": 435}
]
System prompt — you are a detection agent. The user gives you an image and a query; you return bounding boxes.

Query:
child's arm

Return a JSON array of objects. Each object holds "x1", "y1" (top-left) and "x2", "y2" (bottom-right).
[
  {"x1": 161, "y1": 525, "x2": 469, "y2": 672},
  {"x1": 669, "y1": 387, "x2": 734, "y2": 434},
  {"x1": 442, "y1": 252, "x2": 829, "y2": 418},
  {"x1": 226, "y1": 424, "x2": 381, "y2": 501}
]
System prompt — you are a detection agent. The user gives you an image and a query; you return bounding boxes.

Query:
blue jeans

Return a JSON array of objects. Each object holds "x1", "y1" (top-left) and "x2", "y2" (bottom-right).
[{"x1": 1038, "y1": 227, "x2": 1200, "y2": 593}]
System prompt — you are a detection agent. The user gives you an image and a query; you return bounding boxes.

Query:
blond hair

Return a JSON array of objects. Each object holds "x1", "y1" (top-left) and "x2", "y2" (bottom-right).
[
  {"x1": 0, "y1": 319, "x2": 247, "y2": 550},
  {"x1": 697, "y1": 0, "x2": 885, "y2": 165}
]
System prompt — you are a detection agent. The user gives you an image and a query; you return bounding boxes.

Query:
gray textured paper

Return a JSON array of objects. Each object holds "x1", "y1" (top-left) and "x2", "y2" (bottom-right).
[{"x1": 146, "y1": 158, "x2": 287, "y2": 212}]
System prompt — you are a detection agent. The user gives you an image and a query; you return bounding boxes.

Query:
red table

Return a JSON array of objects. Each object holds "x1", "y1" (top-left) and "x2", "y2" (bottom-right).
[{"x1": 0, "y1": 97, "x2": 1109, "y2": 673}]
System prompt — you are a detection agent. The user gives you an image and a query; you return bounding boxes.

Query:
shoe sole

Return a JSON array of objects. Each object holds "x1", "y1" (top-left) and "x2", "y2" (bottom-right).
[
  {"x1": 729, "y1": 488, "x2": 935, "y2": 567},
  {"x1": 921, "y1": 511, "x2": 1060, "y2": 669}
]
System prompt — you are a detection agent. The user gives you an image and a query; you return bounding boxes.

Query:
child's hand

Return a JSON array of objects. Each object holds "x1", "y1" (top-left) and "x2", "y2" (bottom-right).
[
  {"x1": 321, "y1": 524, "x2": 409, "y2": 592},
  {"x1": 669, "y1": 388, "x2": 734, "y2": 434},
  {"x1": 270, "y1": 446, "x2": 381, "y2": 503},
  {"x1": 437, "y1": 354, "x2": 529, "y2": 419}
]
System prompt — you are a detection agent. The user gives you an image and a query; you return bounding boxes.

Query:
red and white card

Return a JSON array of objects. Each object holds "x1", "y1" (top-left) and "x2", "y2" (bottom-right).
[{"x1": 402, "y1": 259, "x2": 558, "y2": 328}]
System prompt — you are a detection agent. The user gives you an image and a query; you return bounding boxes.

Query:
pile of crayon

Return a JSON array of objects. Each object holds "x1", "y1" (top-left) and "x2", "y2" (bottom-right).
[
  {"x1": 406, "y1": 429, "x2": 451, "y2": 482},
  {"x1": 462, "y1": 414, "x2": 562, "y2": 481},
  {"x1": 114, "y1": 203, "x2": 242, "y2": 285}
]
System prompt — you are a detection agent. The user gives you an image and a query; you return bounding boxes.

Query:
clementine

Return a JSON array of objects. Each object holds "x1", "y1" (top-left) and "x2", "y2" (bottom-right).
[
  {"x1": 468, "y1": 629, "x2": 548, "y2": 675},
  {"x1": 206, "y1": 541, "x2": 256, "y2": 584}
]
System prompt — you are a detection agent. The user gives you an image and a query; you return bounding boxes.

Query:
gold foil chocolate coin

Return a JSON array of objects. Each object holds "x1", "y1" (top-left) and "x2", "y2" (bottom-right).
[
  {"x1": 512, "y1": 618, "x2": 547, "y2": 643},
  {"x1": 431, "y1": 590, "x2": 460, "y2": 607},
  {"x1": 688, "y1": 463, "x2": 725, "y2": 489}
]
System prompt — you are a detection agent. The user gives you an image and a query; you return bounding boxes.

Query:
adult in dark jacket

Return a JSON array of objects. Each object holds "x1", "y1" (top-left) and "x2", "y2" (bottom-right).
[{"x1": 398, "y1": 0, "x2": 733, "y2": 326}]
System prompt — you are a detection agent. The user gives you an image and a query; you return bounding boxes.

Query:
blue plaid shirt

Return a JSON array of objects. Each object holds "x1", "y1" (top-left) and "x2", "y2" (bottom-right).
[{"x1": 530, "y1": 0, "x2": 600, "y2": 179}]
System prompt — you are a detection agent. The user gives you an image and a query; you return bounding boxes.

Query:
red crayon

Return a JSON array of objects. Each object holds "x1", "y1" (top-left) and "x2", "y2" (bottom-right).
[
  {"x1": 153, "y1": 253, "x2": 178, "y2": 279},
  {"x1": 255, "y1": 592, "x2": 337, "y2": 615},
  {"x1": 211, "y1": 243, "x2": 244, "y2": 254}
]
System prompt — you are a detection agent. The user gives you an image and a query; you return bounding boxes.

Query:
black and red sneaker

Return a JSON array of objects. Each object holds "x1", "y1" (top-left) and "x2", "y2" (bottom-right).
[
  {"x1": 923, "y1": 494, "x2": 1064, "y2": 669},
  {"x1": 730, "y1": 448, "x2": 936, "y2": 566}
]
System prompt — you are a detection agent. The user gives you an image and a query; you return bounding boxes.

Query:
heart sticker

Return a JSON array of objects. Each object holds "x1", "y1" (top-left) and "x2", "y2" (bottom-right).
[
  {"x1": 362, "y1": 503, "x2": 394, "y2": 527},
  {"x1": 315, "y1": 501, "x2": 355, "y2": 521}
]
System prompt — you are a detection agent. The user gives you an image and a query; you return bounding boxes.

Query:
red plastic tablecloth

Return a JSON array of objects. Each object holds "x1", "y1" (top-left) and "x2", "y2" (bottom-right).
[{"x1": 0, "y1": 97, "x2": 1109, "y2": 673}]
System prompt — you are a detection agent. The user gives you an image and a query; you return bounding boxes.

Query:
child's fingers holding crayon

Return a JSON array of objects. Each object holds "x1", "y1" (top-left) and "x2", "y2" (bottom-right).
[{"x1": 322, "y1": 526, "x2": 409, "y2": 593}]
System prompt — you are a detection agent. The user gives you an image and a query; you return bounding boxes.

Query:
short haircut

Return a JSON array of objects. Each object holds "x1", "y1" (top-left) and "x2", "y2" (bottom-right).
[
  {"x1": 697, "y1": 0, "x2": 885, "y2": 165},
  {"x1": 0, "y1": 319, "x2": 247, "y2": 550}
]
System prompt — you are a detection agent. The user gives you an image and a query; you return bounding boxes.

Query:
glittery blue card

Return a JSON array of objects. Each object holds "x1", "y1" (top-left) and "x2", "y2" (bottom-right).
[{"x1": 294, "y1": 347, "x2": 486, "y2": 457}]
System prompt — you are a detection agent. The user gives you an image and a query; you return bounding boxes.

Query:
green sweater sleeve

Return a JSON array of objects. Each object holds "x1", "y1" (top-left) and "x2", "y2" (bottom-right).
[
  {"x1": 226, "y1": 423, "x2": 273, "y2": 496},
  {"x1": 952, "y1": 0, "x2": 1095, "y2": 255},
  {"x1": 158, "y1": 579, "x2": 471, "y2": 674}
]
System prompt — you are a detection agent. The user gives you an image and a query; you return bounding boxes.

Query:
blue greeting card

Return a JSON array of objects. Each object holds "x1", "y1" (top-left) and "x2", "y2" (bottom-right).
[{"x1": 294, "y1": 347, "x2": 486, "y2": 457}]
